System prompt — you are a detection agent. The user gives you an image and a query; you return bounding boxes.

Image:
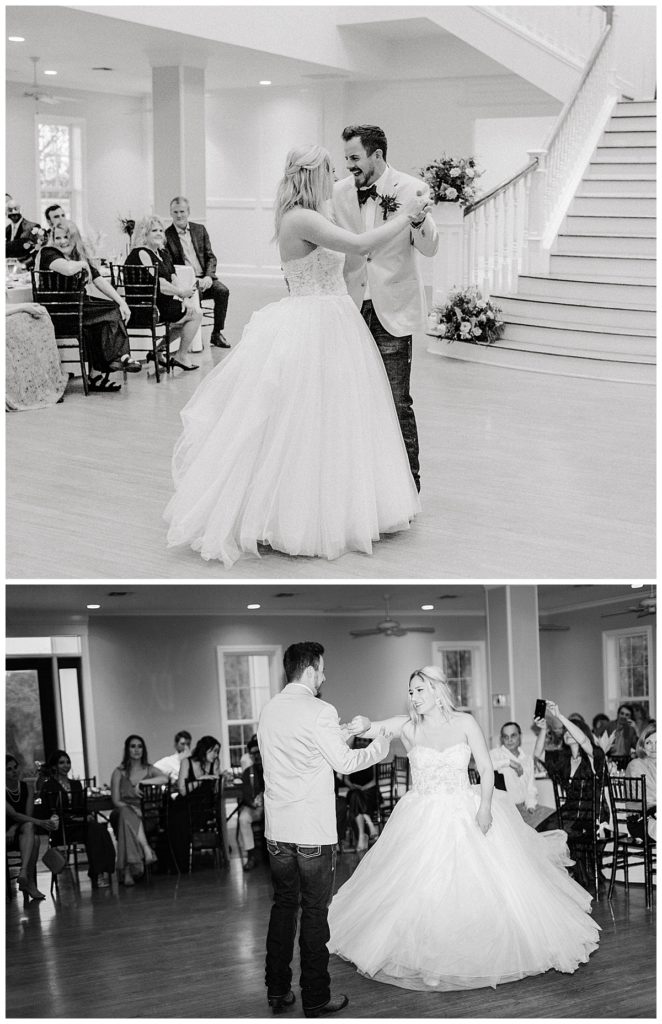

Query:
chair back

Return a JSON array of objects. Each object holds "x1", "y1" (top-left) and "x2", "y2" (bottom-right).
[
  {"x1": 111, "y1": 262, "x2": 158, "y2": 328},
  {"x1": 31, "y1": 269, "x2": 85, "y2": 340},
  {"x1": 468, "y1": 768, "x2": 480, "y2": 785},
  {"x1": 83, "y1": 776, "x2": 97, "y2": 791},
  {"x1": 392, "y1": 755, "x2": 410, "y2": 801},
  {"x1": 186, "y1": 778, "x2": 221, "y2": 841},
  {"x1": 606, "y1": 771, "x2": 656, "y2": 908},
  {"x1": 376, "y1": 762, "x2": 394, "y2": 824},
  {"x1": 607, "y1": 773, "x2": 650, "y2": 843},
  {"x1": 140, "y1": 783, "x2": 170, "y2": 842}
]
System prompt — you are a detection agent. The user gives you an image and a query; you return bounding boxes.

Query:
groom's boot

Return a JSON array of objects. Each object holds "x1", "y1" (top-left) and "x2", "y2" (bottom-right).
[
  {"x1": 303, "y1": 995, "x2": 349, "y2": 1018},
  {"x1": 268, "y1": 991, "x2": 296, "y2": 1015}
]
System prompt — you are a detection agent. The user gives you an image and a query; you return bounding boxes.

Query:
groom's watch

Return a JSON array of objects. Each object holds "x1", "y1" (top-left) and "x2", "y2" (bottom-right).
[{"x1": 410, "y1": 217, "x2": 426, "y2": 229}]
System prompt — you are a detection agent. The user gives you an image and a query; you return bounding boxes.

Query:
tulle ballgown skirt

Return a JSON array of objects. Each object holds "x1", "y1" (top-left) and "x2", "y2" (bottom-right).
[
  {"x1": 328, "y1": 787, "x2": 600, "y2": 991},
  {"x1": 164, "y1": 294, "x2": 420, "y2": 565}
]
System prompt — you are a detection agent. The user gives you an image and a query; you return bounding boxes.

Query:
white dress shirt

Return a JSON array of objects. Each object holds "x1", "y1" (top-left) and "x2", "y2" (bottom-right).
[
  {"x1": 153, "y1": 750, "x2": 187, "y2": 784},
  {"x1": 258, "y1": 683, "x2": 387, "y2": 845},
  {"x1": 177, "y1": 226, "x2": 203, "y2": 277},
  {"x1": 489, "y1": 744, "x2": 538, "y2": 809},
  {"x1": 359, "y1": 169, "x2": 389, "y2": 302}
]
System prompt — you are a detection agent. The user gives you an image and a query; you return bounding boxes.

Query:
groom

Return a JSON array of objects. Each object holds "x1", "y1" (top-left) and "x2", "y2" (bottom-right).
[
  {"x1": 258, "y1": 642, "x2": 390, "y2": 1018},
  {"x1": 333, "y1": 124, "x2": 439, "y2": 493}
]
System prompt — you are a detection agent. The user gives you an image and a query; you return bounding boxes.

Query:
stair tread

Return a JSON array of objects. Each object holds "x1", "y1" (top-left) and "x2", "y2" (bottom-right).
[
  {"x1": 576, "y1": 192, "x2": 656, "y2": 198},
  {"x1": 583, "y1": 175, "x2": 656, "y2": 181},
  {"x1": 498, "y1": 341, "x2": 656, "y2": 365},
  {"x1": 502, "y1": 314, "x2": 655, "y2": 338},
  {"x1": 566, "y1": 214, "x2": 656, "y2": 219},
  {"x1": 558, "y1": 233, "x2": 656, "y2": 239},
  {"x1": 521, "y1": 273, "x2": 655, "y2": 285},
  {"x1": 553, "y1": 252, "x2": 656, "y2": 260},
  {"x1": 492, "y1": 292, "x2": 656, "y2": 312}
]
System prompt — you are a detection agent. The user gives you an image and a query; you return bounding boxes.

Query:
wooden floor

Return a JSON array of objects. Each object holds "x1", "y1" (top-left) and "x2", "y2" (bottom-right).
[
  {"x1": 6, "y1": 280, "x2": 655, "y2": 579},
  {"x1": 5, "y1": 846, "x2": 656, "y2": 1019}
]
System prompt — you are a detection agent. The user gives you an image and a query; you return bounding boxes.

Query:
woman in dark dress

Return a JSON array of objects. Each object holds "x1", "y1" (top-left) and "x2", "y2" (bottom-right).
[
  {"x1": 37, "y1": 750, "x2": 116, "y2": 888},
  {"x1": 342, "y1": 736, "x2": 379, "y2": 850},
  {"x1": 5, "y1": 754, "x2": 57, "y2": 900},
  {"x1": 39, "y1": 220, "x2": 141, "y2": 392},
  {"x1": 126, "y1": 216, "x2": 202, "y2": 371},
  {"x1": 534, "y1": 701, "x2": 607, "y2": 889}
]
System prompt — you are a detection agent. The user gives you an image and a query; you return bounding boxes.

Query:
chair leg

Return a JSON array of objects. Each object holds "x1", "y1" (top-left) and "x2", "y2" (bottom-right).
[
  {"x1": 152, "y1": 327, "x2": 160, "y2": 383},
  {"x1": 607, "y1": 844, "x2": 618, "y2": 901}
]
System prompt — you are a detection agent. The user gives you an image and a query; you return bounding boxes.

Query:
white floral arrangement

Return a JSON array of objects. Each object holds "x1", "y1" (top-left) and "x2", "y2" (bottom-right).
[
  {"x1": 427, "y1": 286, "x2": 504, "y2": 345},
  {"x1": 419, "y1": 156, "x2": 482, "y2": 206}
]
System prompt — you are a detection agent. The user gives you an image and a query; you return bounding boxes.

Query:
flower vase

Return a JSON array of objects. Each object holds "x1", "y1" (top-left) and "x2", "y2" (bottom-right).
[{"x1": 431, "y1": 202, "x2": 465, "y2": 308}]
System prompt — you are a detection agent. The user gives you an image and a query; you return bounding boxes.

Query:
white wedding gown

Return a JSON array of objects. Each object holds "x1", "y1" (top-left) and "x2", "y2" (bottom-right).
[
  {"x1": 164, "y1": 247, "x2": 420, "y2": 565},
  {"x1": 328, "y1": 743, "x2": 600, "y2": 991}
]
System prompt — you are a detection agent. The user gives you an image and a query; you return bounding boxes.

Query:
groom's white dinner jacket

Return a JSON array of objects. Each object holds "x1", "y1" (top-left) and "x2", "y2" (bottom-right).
[
  {"x1": 333, "y1": 165, "x2": 439, "y2": 337},
  {"x1": 258, "y1": 683, "x2": 388, "y2": 845}
]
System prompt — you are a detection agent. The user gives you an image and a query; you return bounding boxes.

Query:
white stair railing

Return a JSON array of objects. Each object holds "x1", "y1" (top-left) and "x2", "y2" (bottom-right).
[{"x1": 462, "y1": 6, "x2": 619, "y2": 296}]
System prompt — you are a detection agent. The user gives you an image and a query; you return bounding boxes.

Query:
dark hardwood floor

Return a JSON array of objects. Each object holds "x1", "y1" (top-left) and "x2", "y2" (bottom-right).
[{"x1": 5, "y1": 847, "x2": 656, "y2": 1019}]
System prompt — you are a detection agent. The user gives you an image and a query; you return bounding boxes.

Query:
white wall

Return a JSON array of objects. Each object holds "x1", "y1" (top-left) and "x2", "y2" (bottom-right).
[
  {"x1": 6, "y1": 82, "x2": 152, "y2": 255},
  {"x1": 473, "y1": 116, "x2": 556, "y2": 193}
]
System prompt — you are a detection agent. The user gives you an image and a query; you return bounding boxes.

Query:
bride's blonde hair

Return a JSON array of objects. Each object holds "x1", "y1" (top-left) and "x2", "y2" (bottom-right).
[
  {"x1": 408, "y1": 666, "x2": 458, "y2": 724},
  {"x1": 273, "y1": 144, "x2": 334, "y2": 239}
]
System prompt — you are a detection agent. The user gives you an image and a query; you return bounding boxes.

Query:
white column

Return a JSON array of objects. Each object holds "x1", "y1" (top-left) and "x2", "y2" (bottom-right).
[
  {"x1": 152, "y1": 65, "x2": 206, "y2": 217},
  {"x1": 485, "y1": 585, "x2": 541, "y2": 752}
]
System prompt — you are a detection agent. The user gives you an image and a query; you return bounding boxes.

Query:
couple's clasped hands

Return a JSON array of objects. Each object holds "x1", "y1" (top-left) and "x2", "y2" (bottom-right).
[{"x1": 342, "y1": 715, "x2": 393, "y2": 743}]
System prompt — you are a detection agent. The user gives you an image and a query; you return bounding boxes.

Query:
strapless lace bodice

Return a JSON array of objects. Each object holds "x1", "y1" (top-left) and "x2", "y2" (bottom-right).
[
  {"x1": 282, "y1": 247, "x2": 347, "y2": 297},
  {"x1": 408, "y1": 743, "x2": 472, "y2": 796}
]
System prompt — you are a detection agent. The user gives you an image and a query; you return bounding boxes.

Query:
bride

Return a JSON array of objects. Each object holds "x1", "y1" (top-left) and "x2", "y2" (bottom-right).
[
  {"x1": 164, "y1": 144, "x2": 427, "y2": 566},
  {"x1": 328, "y1": 667, "x2": 600, "y2": 991}
]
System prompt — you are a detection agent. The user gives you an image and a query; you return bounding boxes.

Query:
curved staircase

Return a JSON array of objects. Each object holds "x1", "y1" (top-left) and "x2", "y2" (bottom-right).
[{"x1": 490, "y1": 100, "x2": 655, "y2": 383}]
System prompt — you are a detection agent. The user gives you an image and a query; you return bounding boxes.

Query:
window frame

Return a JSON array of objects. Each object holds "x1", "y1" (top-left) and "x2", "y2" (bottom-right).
[
  {"x1": 216, "y1": 644, "x2": 283, "y2": 769},
  {"x1": 602, "y1": 624, "x2": 655, "y2": 718},
  {"x1": 431, "y1": 640, "x2": 488, "y2": 735},
  {"x1": 35, "y1": 113, "x2": 85, "y2": 227}
]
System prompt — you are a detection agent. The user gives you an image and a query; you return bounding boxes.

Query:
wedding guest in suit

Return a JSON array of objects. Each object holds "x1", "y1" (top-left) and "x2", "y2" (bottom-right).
[
  {"x1": 258, "y1": 641, "x2": 389, "y2": 1018},
  {"x1": 165, "y1": 196, "x2": 230, "y2": 349},
  {"x1": 126, "y1": 216, "x2": 202, "y2": 371},
  {"x1": 333, "y1": 125, "x2": 438, "y2": 492},
  {"x1": 6, "y1": 200, "x2": 41, "y2": 265},
  {"x1": 39, "y1": 220, "x2": 141, "y2": 391},
  {"x1": 43, "y1": 204, "x2": 66, "y2": 243},
  {"x1": 489, "y1": 722, "x2": 554, "y2": 829}
]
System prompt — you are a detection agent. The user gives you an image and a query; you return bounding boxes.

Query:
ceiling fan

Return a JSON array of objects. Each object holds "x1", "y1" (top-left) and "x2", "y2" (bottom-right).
[
  {"x1": 349, "y1": 594, "x2": 436, "y2": 639},
  {"x1": 23, "y1": 56, "x2": 80, "y2": 105},
  {"x1": 602, "y1": 588, "x2": 656, "y2": 620}
]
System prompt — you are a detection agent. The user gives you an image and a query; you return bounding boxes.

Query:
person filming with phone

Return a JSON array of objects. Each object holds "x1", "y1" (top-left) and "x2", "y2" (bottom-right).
[{"x1": 489, "y1": 715, "x2": 553, "y2": 830}]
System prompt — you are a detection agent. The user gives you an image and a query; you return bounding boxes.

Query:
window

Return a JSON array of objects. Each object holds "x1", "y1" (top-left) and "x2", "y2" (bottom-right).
[
  {"x1": 432, "y1": 641, "x2": 488, "y2": 733},
  {"x1": 216, "y1": 646, "x2": 282, "y2": 768},
  {"x1": 603, "y1": 626, "x2": 655, "y2": 718},
  {"x1": 36, "y1": 118, "x2": 83, "y2": 225}
]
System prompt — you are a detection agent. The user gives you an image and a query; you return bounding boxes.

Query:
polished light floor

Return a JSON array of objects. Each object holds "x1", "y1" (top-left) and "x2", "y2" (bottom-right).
[
  {"x1": 6, "y1": 281, "x2": 655, "y2": 579},
  {"x1": 5, "y1": 848, "x2": 656, "y2": 1018}
]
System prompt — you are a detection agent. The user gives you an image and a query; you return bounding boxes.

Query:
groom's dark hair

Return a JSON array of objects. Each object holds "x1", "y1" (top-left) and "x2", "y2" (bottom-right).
[
  {"x1": 284, "y1": 641, "x2": 325, "y2": 682},
  {"x1": 342, "y1": 124, "x2": 387, "y2": 160}
]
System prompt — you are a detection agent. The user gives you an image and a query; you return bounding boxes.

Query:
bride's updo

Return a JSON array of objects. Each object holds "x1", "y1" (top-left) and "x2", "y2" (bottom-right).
[
  {"x1": 274, "y1": 144, "x2": 334, "y2": 239},
  {"x1": 408, "y1": 666, "x2": 458, "y2": 723}
]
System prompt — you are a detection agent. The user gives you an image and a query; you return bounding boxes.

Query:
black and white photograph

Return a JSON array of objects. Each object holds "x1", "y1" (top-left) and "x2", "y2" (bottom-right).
[
  {"x1": 4, "y1": 583, "x2": 656, "y2": 1018},
  {"x1": 4, "y1": 4, "x2": 656, "y2": 579}
]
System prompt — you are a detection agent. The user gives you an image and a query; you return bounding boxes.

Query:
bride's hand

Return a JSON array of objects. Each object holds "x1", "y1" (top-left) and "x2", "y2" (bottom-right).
[
  {"x1": 346, "y1": 715, "x2": 371, "y2": 736},
  {"x1": 476, "y1": 806, "x2": 492, "y2": 835},
  {"x1": 402, "y1": 191, "x2": 430, "y2": 224}
]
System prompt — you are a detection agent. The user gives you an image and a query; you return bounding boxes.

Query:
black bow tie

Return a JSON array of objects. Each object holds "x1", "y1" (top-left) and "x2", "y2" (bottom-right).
[{"x1": 357, "y1": 185, "x2": 378, "y2": 207}]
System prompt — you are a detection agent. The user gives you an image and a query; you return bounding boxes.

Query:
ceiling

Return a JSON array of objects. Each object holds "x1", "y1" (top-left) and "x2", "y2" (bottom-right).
[{"x1": 5, "y1": 584, "x2": 652, "y2": 619}]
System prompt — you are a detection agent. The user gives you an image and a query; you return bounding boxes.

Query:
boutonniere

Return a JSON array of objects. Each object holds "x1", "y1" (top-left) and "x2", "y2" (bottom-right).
[{"x1": 377, "y1": 192, "x2": 401, "y2": 221}]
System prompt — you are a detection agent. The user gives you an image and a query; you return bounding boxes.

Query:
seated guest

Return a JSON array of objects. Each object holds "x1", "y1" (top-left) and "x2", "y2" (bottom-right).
[
  {"x1": 625, "y1": 724, "x2": 656, "y2": 841},
  {"x1": 606, "y1": 703, "x2": 638, "y2": 759},
  {"x1": 592, "y1": 713, "x2": 610, "y2": 740},
  {"x1": 490, "y1": 721, "x2": 553, "y2": 829},
  {"x1": 239, "y1": 734, "x2": 258, "y2": 770},
  {"x1": 126, "y1": 216, "x2": 203, "y2": 371},
  {"x1": 343, "y1": 737, "x2": 379, "y2": 851},
  {"x1": 534, "y1": 701, "x2": 608, "y2": 889},
  {"x1": 110, "y1": 735, "x2": 168, "y2": 886},
  {"x1": 178, "y1": 735, "x2": 228, "y2": 795},
  {"x1": 37, "y1": 750, "x2": 116, "y2": 888},
  {"x1": 629, "y1": 702, "x2": 651, "y2": 737},
  {"x1": 5, "y1": 754, "x2": 57, "y2": 900},
  {"x1": 165, "y1": 196, "x2": 230, "y2": 348},
  {"x1": 154, "y1": 730, "x2": 192, "y2": 784},
  {"x1": 6, "y1": 200, "x2": 41, "y2": 264},
  {"x1": 39, "y1": 220, "x2": 141, "y2": 392},
  {"x1": 238, "y1": 737, "x2": 264, "y2": 871},
  {"x1": 44, "y1": 204, "x2": 66, "y2": 239},
  {"x1": 5, "y1": 302, "x2": 68, "y2": 410}
]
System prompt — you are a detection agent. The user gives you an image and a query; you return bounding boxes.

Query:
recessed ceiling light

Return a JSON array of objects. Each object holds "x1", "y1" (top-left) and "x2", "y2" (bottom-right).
[
  {"x1": 630, "y1": 583, "x2": 645, "y2": 589},
  {"x1": 87, "y1": 604, "x2": 101, "y2": 610},
  {"x1": 259, "y1": 80, "x2": 271, "y2": 86},
  {"x1": 247, "y1": 603, "x2": 261, "y2": 610},
  {"x1": 44, "y1": 69, "x2": 57, "y2": 76},
  {"x1": 8, "y1": 36, "x2": 25, "y2": 43},
  {"x1": 421, "y1": 604, "x2": 434, "y2": 611}
]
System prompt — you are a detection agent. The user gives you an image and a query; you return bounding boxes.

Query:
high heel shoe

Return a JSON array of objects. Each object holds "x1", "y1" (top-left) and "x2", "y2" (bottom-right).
[
  {"x1": 18, "y1": 879, "x2": 46, "y2": 900},
  {"x1": 169, "y1": 357, "x2": 199, "y2": 371}
]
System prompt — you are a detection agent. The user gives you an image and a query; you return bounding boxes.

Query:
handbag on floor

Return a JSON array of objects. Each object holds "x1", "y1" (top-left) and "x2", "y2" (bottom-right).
[{"x1": 42, "y1": 847, "x2": 67, "y2": 873}]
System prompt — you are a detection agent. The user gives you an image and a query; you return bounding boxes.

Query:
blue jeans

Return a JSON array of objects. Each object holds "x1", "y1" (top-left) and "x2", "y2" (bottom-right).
[
  {"x1": 265, "y1": 841, "x2": 336, "y2": 1010},
  {"x1": 361, "y1": 300, "x2": 420, "y2": 490}
]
